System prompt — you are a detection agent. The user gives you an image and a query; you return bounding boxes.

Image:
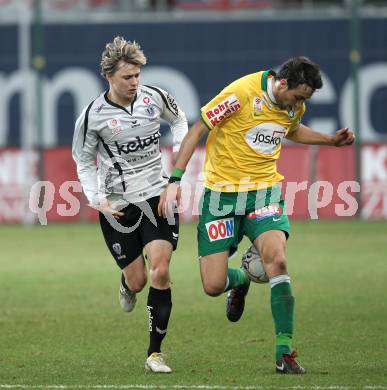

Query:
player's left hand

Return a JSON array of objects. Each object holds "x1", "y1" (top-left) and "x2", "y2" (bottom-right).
[
  {"x1": 92, "y1": 197, "x2": 124, "y2": 219},
  {"x1": 158, "y1": 183, "x2": 181, "y2": 218},
  {"x1": 332, "y1": 128, "x2": 355, "y2": 147}
]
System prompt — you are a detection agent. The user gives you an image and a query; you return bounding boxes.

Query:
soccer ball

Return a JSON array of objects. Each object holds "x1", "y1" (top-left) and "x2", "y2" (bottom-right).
[{"x1": 242, "y1": 245, "x2": 269, "y2": 284}]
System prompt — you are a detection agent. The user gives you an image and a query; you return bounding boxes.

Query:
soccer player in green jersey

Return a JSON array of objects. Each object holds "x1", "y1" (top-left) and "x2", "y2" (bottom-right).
[{"x1": 160, "y1": 56, "x2": 355, "y2": 374}]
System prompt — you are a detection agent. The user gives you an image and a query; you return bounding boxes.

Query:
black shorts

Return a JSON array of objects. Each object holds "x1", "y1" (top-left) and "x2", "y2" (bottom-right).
[{"x1": 99, "y1": 196, "x2": 179, "y2": 269}]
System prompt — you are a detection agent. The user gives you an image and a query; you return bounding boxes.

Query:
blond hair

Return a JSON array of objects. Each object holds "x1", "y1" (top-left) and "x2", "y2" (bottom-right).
[{"x1": 100, "y1": 36, "x2": 147, "y2": 77}]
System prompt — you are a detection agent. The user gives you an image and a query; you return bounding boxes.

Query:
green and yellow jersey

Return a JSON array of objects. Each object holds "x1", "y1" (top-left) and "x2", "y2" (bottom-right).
[{"x1": 200, "y1": 70, "x2": 305, "y2": 192}]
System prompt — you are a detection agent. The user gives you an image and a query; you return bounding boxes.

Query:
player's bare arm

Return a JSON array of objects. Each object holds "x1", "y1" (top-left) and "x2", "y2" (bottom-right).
[
  {"x1": 172, "y1": 152, "x2": 178, "y2": 165},
  {"x1": 286, "y1": 123, "x2": 355, "y2": 147},
  {"x1": 172, "y1": 120, "x2": 209, "y2": 171},
  {"x1": 158, "y1": 120, "x2": 209, "y2": 217}
]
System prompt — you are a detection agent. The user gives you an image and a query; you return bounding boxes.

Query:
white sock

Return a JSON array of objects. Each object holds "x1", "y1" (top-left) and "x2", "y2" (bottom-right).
[
  {"x1": 223, "y1": 276, "x2": 230, "y2": 292},
  {"x1": 270, "y1": 274, "x2": 291, "y2": 288}
]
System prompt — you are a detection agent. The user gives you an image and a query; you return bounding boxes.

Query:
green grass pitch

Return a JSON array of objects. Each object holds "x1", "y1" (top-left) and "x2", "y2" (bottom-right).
[{"x1": 0, "y1": 220, "x2": 386, "y2": 388}]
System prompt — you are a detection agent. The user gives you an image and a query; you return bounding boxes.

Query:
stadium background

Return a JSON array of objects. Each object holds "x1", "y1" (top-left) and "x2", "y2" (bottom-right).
[
  {"x1": 0, "y1": 1, "x2": 387, "y2": 388},
  {"x1": 0, "y1": 0, "x2": 386, "y2": 223}
]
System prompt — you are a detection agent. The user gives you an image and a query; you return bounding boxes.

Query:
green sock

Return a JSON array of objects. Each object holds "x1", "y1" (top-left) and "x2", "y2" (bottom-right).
[
  {"x1": 271, "y1": 281, "x2": 294, "y2": 359},
  {"x1": 224, "y1": 267, "x2": 250, "y2": 292}
]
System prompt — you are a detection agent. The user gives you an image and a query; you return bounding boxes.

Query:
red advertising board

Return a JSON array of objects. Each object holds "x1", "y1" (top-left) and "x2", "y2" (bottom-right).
[
  {"x1": 361, "y1": 144, "x2": 387, "y2": 219},
  {"x1": 0, "y1": 144, "x2": 386, "y2": 223}
]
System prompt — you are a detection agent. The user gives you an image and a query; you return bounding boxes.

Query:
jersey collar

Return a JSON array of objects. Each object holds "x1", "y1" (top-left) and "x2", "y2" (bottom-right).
[
  {"x1": 261, "y1": 70, "x2": 277, "y2": 106},
  {"x1": 261, "y1": 70, "x2": 276, "y2": 92},
  {"x1": 104, "y1": 91, "x2": 137, "y2": 116},
  {"x1": 267, "y1": 77, "x2": 277, "y2": 104}
]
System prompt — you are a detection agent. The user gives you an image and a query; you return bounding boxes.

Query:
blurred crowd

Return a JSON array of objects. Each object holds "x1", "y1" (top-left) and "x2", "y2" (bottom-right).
[{"x1": 1, "y1": 0, "x2": 387, "y2": 13}]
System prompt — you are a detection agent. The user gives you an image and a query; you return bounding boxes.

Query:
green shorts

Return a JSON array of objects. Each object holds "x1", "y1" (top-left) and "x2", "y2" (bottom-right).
[{"x1": 197, "y1": 186, "x2": 290, "y2": 257}]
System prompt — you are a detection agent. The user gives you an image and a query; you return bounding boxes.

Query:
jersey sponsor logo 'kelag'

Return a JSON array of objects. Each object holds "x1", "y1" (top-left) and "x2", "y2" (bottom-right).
[
  {"x1": 205, "y1": 218, "x2": 234, "y2": 242},
  {"x1": 205, "y1": 94, "x2": 241, "y2": 127},
  {"x1": 115, "y1": 131, "x2": 161, "y2": 155}
]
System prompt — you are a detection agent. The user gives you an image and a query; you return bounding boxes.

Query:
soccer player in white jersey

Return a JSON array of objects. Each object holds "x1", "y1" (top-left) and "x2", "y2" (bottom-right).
[{"x1": 72, "y1": 36, "x2": 188, "y2": 373}]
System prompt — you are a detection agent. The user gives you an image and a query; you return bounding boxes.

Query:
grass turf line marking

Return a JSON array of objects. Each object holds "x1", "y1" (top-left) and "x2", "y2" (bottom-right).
[{"x1": 0, "y1": 386, "x2": 379, "y2": 389}]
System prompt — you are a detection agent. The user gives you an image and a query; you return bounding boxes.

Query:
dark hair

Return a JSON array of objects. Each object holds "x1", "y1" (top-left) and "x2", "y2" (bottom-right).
[{"x1": 276, "y1": 56, "x2": 323, "y2": 91}]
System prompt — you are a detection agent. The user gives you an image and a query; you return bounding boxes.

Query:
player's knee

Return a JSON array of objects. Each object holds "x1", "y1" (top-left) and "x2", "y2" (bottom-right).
[
  {"x1": 272, "y1": 253, "x2": 287, "y2": 273},
  {"x1": 128, "y1": 276, "x2": 147, "y2": 293},
  {"x1": 202, "y1": 281, "x2": 223, "y2": 297},
  {"x1": 150, "y1": 262, "x2": 170, "y2": 285},
  {"x1": 130, "y1": 284, "x2": 144, "y2": 293},
  {"x1": 128, "y1": 281, "x2": 146, "y2": 293}
]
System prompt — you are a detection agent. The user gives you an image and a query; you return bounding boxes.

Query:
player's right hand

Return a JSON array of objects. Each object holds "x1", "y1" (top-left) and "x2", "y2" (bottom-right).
[
  {"x1": 158, "y1": 183, "x2": 181, "y2": 218},
  {"x1": 91, "y1": 198, "x2": 124, "y2": 219},
  {"x1": 333, "y1": 127, "x2": 355, "y2": 146}
]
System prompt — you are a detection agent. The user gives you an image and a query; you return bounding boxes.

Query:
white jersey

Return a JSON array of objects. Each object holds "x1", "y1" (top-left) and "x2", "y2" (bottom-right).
[{"x1": 72, "y1": 85, "x2": 188, "y2": 206}]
